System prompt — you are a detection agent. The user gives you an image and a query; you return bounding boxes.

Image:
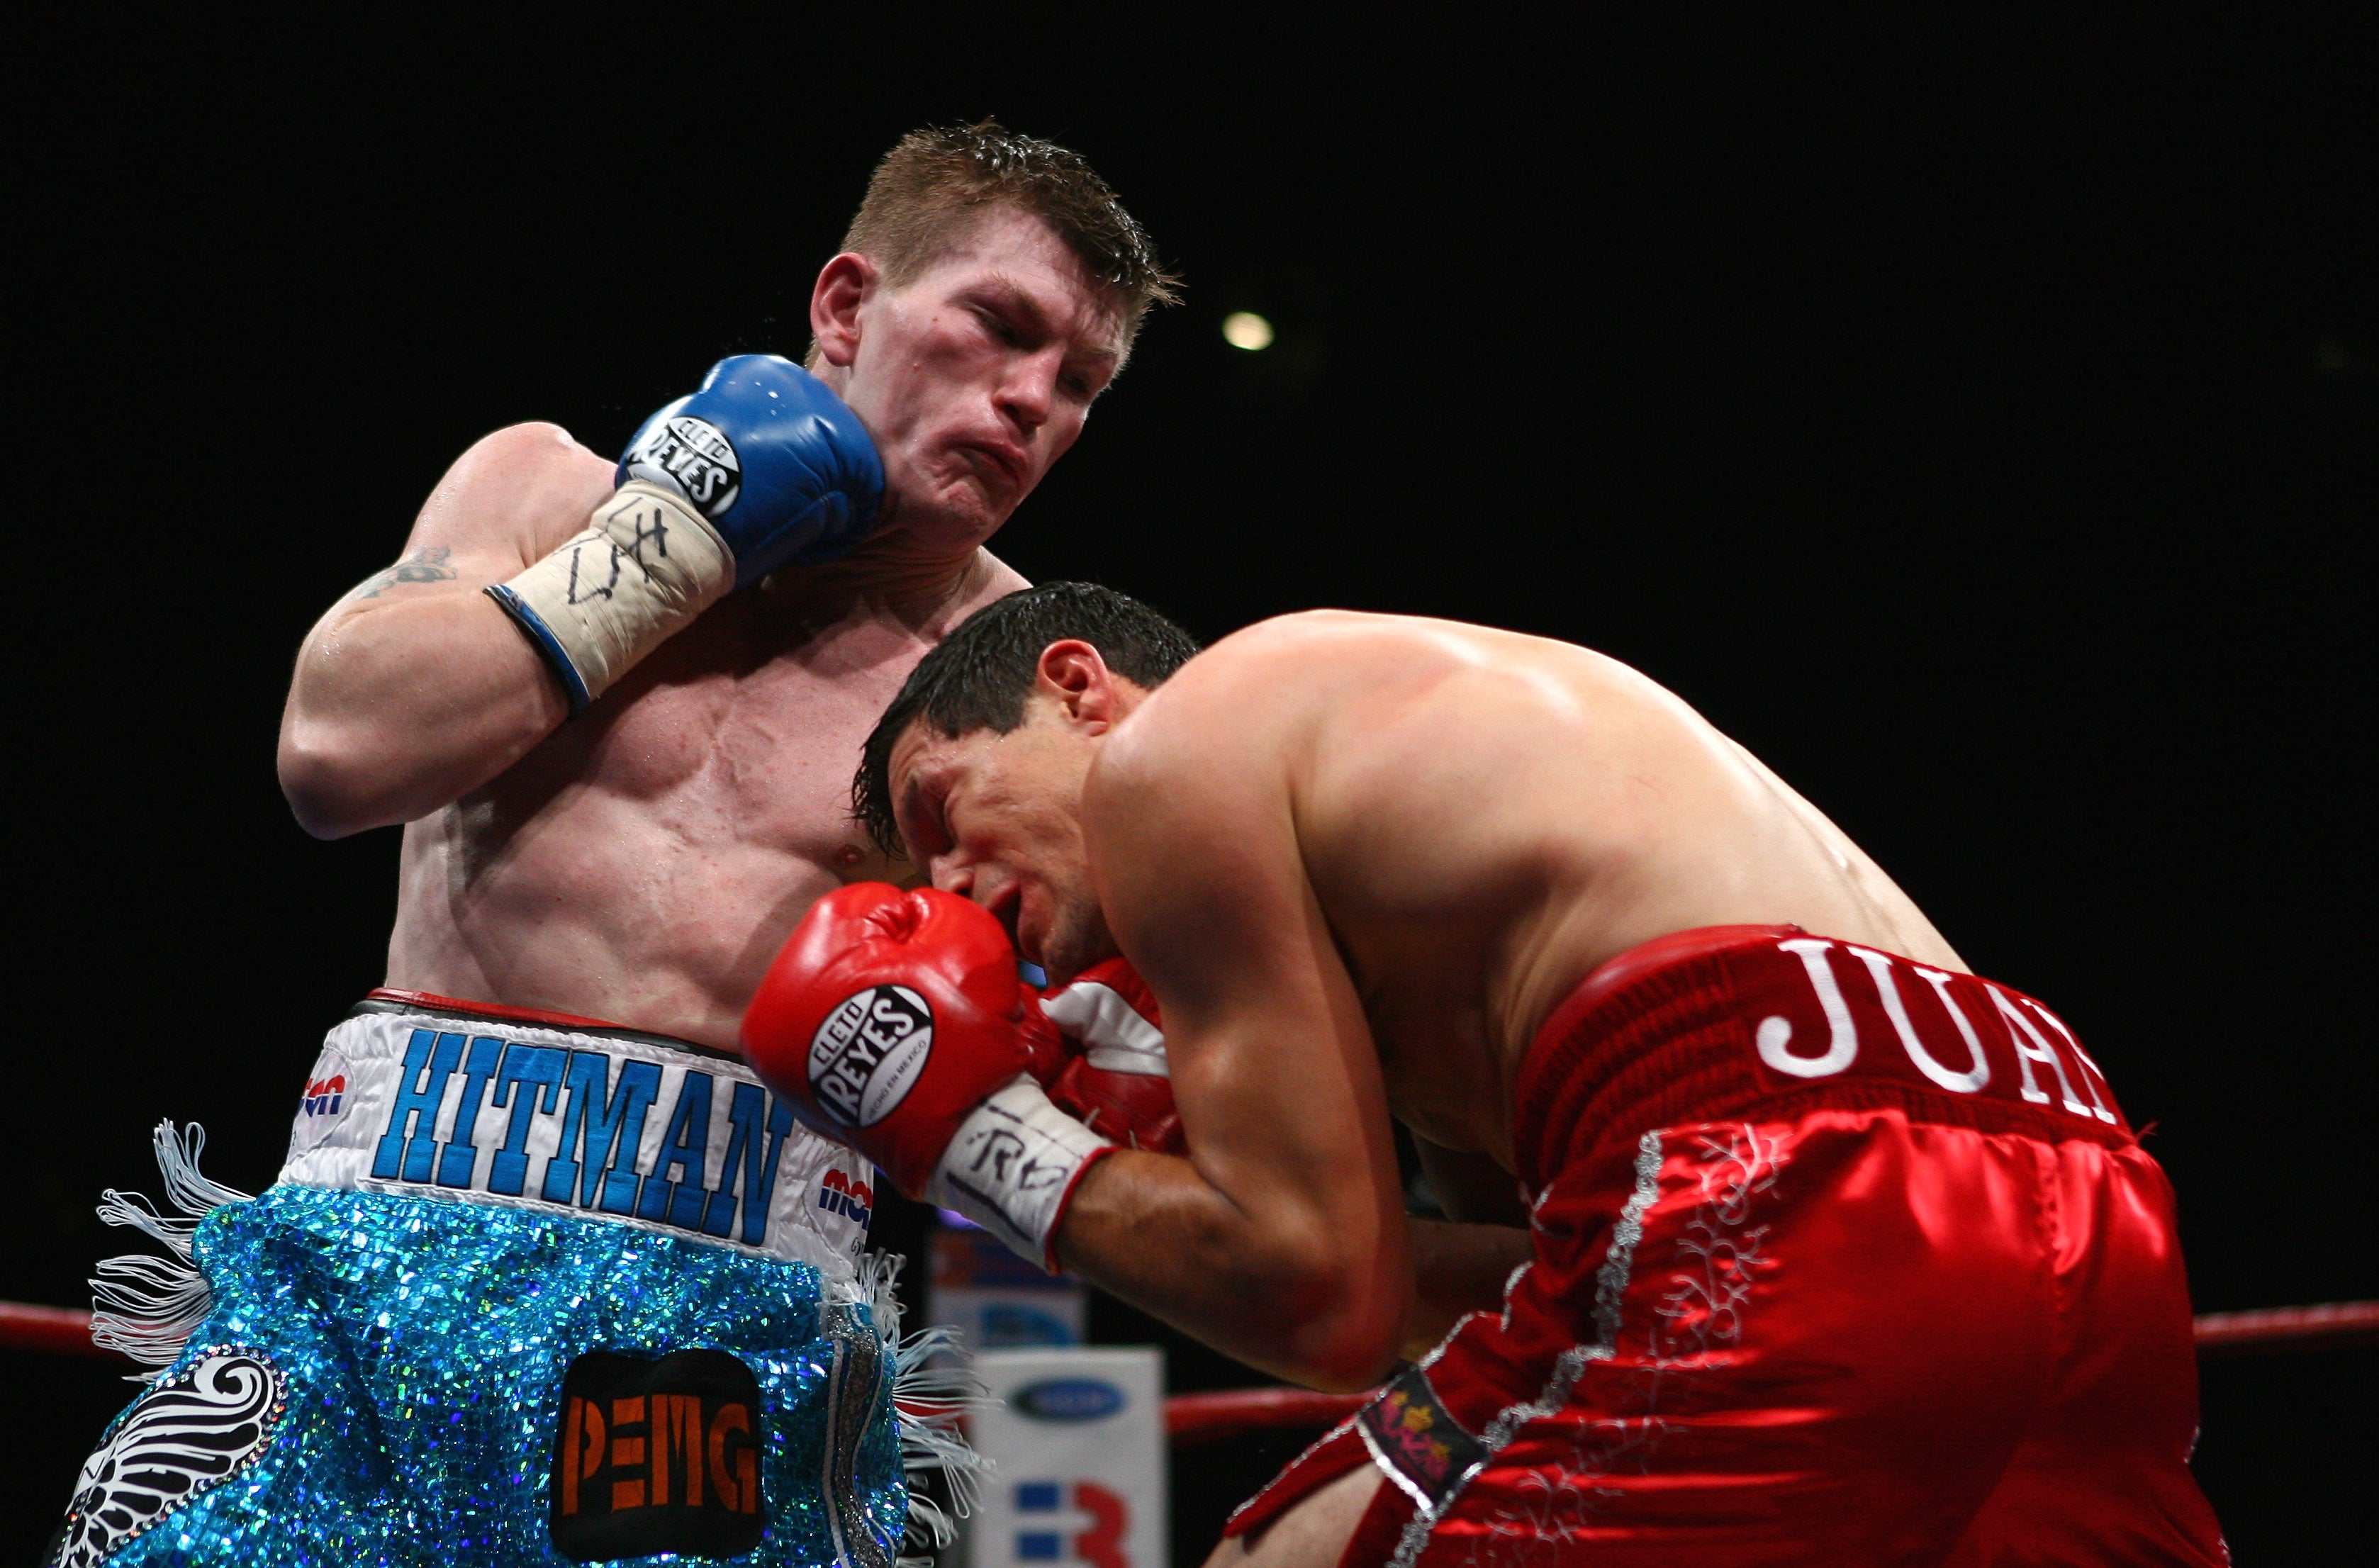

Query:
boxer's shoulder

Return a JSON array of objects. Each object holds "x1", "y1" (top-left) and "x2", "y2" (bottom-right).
[
  {"x1": 1184, "y1": 610, "x2": 1531, "y2": 711},
  {"x1": 1097, "y1": 612, "x2": 1460, "y2": 793},
  {"x1": 410, "y1": 421, "x2": 617, "y2": 568}
]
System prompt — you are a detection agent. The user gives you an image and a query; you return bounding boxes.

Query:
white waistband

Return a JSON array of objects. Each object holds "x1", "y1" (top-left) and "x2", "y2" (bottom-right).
[{"x1": 277, "y1": 1003, "x2": 873, "y2": 1278}]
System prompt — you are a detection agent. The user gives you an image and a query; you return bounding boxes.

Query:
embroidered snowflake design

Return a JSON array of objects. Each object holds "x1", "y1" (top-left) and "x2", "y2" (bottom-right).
[
  {"x1": 1652, "y1": 1124, "x2": 1789, "y2": 1364},
  {"x1": 1435, "y1": 1124, "x2": 1796, "y2": 1568},
  {"x1": 1458, "y1": 1418, "x2": 1672, "y2": 1568}
]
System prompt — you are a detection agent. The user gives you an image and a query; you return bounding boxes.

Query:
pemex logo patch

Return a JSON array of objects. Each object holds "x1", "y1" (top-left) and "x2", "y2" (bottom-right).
[
  {"x1": 549, "y1": 1349, "x2": 766, "y2": 1561},
  {"x1": 807, "y1": 986, "x2": 933, "y2": 1129},
  {"x1": 623, "y1": 413, "x2": 742, "y2": 520}
]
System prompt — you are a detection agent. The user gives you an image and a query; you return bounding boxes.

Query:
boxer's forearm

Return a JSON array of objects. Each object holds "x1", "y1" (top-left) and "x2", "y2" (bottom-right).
[
  {"x1": 1401, "y1": 1218, "x2": 1533, "y2": 1361},
  {"x1": 279, "y1": 425, "x2": 620, "y2": 836},
  {"x1": 1054, "y1": 1148, "x2": 1410, "y2": 1393},
  {"x1": 279, "y1": 587, "x2": 567, "y2": 836}
]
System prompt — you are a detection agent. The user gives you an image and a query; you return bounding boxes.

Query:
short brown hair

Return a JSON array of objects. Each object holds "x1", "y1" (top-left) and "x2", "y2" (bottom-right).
[{"x1": 829, "y1": 120, "x2": 1178, "y2": 343}]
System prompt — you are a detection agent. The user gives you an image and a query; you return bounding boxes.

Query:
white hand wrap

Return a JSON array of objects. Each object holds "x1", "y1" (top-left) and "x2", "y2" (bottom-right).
[
  {"x1": 927, "y1": 1077, "x2": 1116, "y2": 1271},
  {"x1": 485, "y1": 481, "x2": 735, "y2": 712}
]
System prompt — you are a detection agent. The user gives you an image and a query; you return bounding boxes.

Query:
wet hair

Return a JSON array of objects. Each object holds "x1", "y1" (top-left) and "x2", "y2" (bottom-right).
[
  {"x1": 854, "y1": 582, "x2": 1201, "y2": 856},
  {"x1": 819, "y1": 120, "x2": 1179, "y2": 354}
]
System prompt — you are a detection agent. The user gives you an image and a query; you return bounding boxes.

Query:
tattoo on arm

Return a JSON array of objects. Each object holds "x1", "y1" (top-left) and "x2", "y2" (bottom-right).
[{"x1": 349, "y1": 546, "x2": 459, "y2": 600}]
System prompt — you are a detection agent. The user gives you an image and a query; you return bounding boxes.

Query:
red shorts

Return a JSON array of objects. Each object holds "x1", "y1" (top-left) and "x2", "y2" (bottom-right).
[{"x1": 1226, "y1": 926, "x2": 2227, "y2": 1566}]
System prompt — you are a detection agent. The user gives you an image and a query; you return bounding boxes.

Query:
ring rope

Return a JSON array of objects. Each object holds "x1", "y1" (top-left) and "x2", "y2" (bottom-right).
[{"x1": 6, "y1": 1297, "x2": 2370, "y2": 1442}]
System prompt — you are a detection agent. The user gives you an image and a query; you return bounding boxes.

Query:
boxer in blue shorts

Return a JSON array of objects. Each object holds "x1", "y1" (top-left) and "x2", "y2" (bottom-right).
[
  {"x1": 52, "y1": 121, "x2": 1176, "y2": 1566},
  {"x1": 58, "y1": 996, "x2": 907, "y2": 1568}
]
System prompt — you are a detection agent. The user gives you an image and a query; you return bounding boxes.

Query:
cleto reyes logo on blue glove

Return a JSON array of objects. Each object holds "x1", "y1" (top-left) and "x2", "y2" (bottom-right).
[
  {"x1": 623, "y1": 415, "x2": 743, "y2": 519},
  {"x1": 808, "y1": 986, "x2": 933, "y2": 1128}
]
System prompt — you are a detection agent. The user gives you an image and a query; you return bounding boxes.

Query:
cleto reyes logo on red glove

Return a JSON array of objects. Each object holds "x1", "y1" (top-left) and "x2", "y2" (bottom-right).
[{"x1": 807, "y1": 985, "x2": 934, "y2": 1128}]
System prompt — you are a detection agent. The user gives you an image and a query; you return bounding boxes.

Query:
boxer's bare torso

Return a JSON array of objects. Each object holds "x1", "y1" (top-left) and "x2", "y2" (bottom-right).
[
  {"x1": 1093, "y1": 610, "x2": 1963, "y2": 1167},
  {"x1": 393, "y1": 438, "x2": 1021, "y2": 1046},
  {"x1": 291, "y1": 428, "x2": 1020, "y2": 1049},
  {"x1": 894, "y1": 607, "x2": 1964, "y2": 1387},
  {"x1": 282, "y1": 198, "x2": 1134, "y2": 1048}
]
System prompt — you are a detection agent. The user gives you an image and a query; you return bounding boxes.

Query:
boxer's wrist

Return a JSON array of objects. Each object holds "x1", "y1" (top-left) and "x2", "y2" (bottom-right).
[
  {"x1": 486, "y1": 481, "x2": 734, "y2": 713},
  {"x1": 926, "y1": 1077, "x2": 1116, "y2": 1272}
]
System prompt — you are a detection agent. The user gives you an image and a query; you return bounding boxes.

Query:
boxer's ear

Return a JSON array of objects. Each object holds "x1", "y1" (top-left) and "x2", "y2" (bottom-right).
[
  {"x1": 1036, "y1": 640, "x2": 1126, "y2": 732},
  {"x1": 810, "y1": 252, "x2": 878, "y2": 370}
]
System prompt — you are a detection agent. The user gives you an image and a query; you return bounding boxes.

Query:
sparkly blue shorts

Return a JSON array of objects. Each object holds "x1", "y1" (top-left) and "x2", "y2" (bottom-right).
[{"x1": 55, "y1": 1184, "x2": 905, "y2": 1567}]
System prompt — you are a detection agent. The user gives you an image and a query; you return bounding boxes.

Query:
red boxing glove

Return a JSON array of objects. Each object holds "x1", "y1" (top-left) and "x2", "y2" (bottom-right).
[
  {"x1": 1017, "y1": 988, "x2": 1071, "y2": 1088},
  {"x1": 1043, "y1": 958, "x2": 1186, "y2": 1155},
  {"x1": 741, "y1": 883, "x2": 1114, "y2": 1267}
]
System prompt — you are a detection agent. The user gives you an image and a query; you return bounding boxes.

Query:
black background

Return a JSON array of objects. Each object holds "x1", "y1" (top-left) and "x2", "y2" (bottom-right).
[{"x1": 8, "y1": 11, "x2": 2372, "y2": 1562}]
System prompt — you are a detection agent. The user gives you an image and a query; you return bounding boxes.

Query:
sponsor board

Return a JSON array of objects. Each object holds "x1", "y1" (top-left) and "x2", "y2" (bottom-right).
[{"x1": 969, "y1": 1348, "x2": 1165, "y2": 1568}]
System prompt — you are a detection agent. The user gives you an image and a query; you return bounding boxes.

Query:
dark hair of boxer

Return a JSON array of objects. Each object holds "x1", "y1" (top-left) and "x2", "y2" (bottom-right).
[
  {"x1": 816, "y1": 120, "x2": 1180, "y2": 352},
  {"x1": 855, "y1": 581, "x2": 1199, "y2": 856}
]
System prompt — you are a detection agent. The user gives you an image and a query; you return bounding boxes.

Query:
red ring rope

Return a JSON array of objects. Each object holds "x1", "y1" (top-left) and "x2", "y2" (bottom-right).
[
  {"x1": 1165, "y1": 1301, "x2": 2378, "y2": 1441},
  {"x1": 9, "y1": 1298, "x2": 2370, "y2": 1442},
  {"x1": 0, "y1": 1301, "x2": 113, "y2": 1360}
]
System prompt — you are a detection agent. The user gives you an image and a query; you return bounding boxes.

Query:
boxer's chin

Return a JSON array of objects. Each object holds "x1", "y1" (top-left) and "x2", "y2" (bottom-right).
[
  {"x1": 889, "y1": 455, "x2": 1020, "y2": 550},
  {"x1": 1034, "y1": 899, "x2": 1116, "y2": 989}
]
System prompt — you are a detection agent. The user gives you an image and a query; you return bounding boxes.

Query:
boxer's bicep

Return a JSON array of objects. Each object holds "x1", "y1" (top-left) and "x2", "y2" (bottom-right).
[
  {"x1": 1098, "y1": 750, "x2": 1383, "y2": 1198},
  {"x1": 281, "y1": 424, "x2": 607, "y2": 834},
  {"x1": 1087, "y1": 720, "x2": 1411, "y2": 1375},
  {"x1": 347, "y1": 422, "x2": 617, "y2": 605}
]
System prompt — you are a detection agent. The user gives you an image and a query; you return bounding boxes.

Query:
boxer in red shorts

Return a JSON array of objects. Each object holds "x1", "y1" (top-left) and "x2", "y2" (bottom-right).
[{"x1": 745, "y1": 583, "x2": 2228, "y2": 1565}]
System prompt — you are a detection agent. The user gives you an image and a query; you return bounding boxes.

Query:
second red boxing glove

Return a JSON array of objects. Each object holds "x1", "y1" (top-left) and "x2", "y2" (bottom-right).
[{"x1": 1043, "y1": 958, "x2": 1187, "y2": 1155}]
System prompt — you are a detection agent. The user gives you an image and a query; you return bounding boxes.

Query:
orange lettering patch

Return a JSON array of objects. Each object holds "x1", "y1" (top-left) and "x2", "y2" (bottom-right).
[{"x1": 549, "y1": 1350, "x2": 767, "y2": 1561}]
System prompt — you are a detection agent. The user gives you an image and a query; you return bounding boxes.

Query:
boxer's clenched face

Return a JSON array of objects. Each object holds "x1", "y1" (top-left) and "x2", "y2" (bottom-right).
[
  {"x1": 885, "y1": 700, "x2": 1113, "y2": 984},
  {"x1": 812, "y1": 207, "x2": 1128, "y2": 554}
]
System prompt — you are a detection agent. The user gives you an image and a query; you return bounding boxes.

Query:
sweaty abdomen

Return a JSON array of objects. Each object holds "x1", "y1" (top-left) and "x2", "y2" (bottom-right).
[{"x1": 387, "y1": 631, "x2": 914, "y2": 1050}]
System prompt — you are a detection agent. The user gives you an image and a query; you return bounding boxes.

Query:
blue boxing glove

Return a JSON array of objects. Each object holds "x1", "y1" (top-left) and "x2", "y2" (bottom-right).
[
  {"x1": 487, "y1": 355, "x2": 885, "y2": 712},
  {"x1": 618, "y1": 354, "x2": 883, "y2": 588}
]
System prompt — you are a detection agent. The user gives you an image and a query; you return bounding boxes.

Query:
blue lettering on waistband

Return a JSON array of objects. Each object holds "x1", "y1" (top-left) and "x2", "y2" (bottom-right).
[
  {"x1": 436, "y1": 1036, "x2": 505, "y2": 1189},
  {"x1": 363, "y1": 1035, "x2": 803, "y2": 1247},
  {"x1": 487, "y1": 1044, "x2": 569, "y2": 1197},
  {"x1": 637, "y1": 1070, "x2": 715, "y2": 1229},
  {"x1": 371, "y1": 1030, "x2": 464, "y2": 1182},
  {"x1": 543, "y1": 1051, "x2": 664, "y2": 1213},
  {"x1": 706, "y1": 1082, "x2": 797, "y2": 1245}
]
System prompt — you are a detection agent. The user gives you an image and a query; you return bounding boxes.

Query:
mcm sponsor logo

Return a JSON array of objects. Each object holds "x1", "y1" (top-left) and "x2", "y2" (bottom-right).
[
  {"x1": 365, "y1": 1031, "x2": 800, "y2": 1247},
  {"x1": 623, "y1": 414, "x2": 741, "y2": 520},
  {"x1": 817, "y1": 1167, "x2": 874, "y2": 1226},
  {"x1": 301, "y1": 1074, "x2": 345, "y2": 1119},
  {"x1": 807, "y1": 985, "x2": 934, "y2": 1129},
  {"x1": 551, "y1": 1349, "x2": 766, "y2": 1562},
  {"x1": 288, "y1": 1048, "x2": 354, "y2": 1158}
]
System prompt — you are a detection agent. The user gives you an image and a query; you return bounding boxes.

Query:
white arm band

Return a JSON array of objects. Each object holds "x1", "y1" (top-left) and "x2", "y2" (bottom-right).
[
  {"x1": 927, "y1": 1077, "x2": 1116, "y2": 1272},
  {"x1": 485, "y1": 481, "x2": 735, "y2": 712}
]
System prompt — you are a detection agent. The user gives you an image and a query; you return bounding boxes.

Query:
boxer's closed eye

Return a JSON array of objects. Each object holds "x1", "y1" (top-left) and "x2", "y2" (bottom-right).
[
  {"x1": 973, "y1": 306, "x2": 1021, "y2": 347},
  {"x1": 899, "y1": 780, "x2": 953, "y2": 859}
]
